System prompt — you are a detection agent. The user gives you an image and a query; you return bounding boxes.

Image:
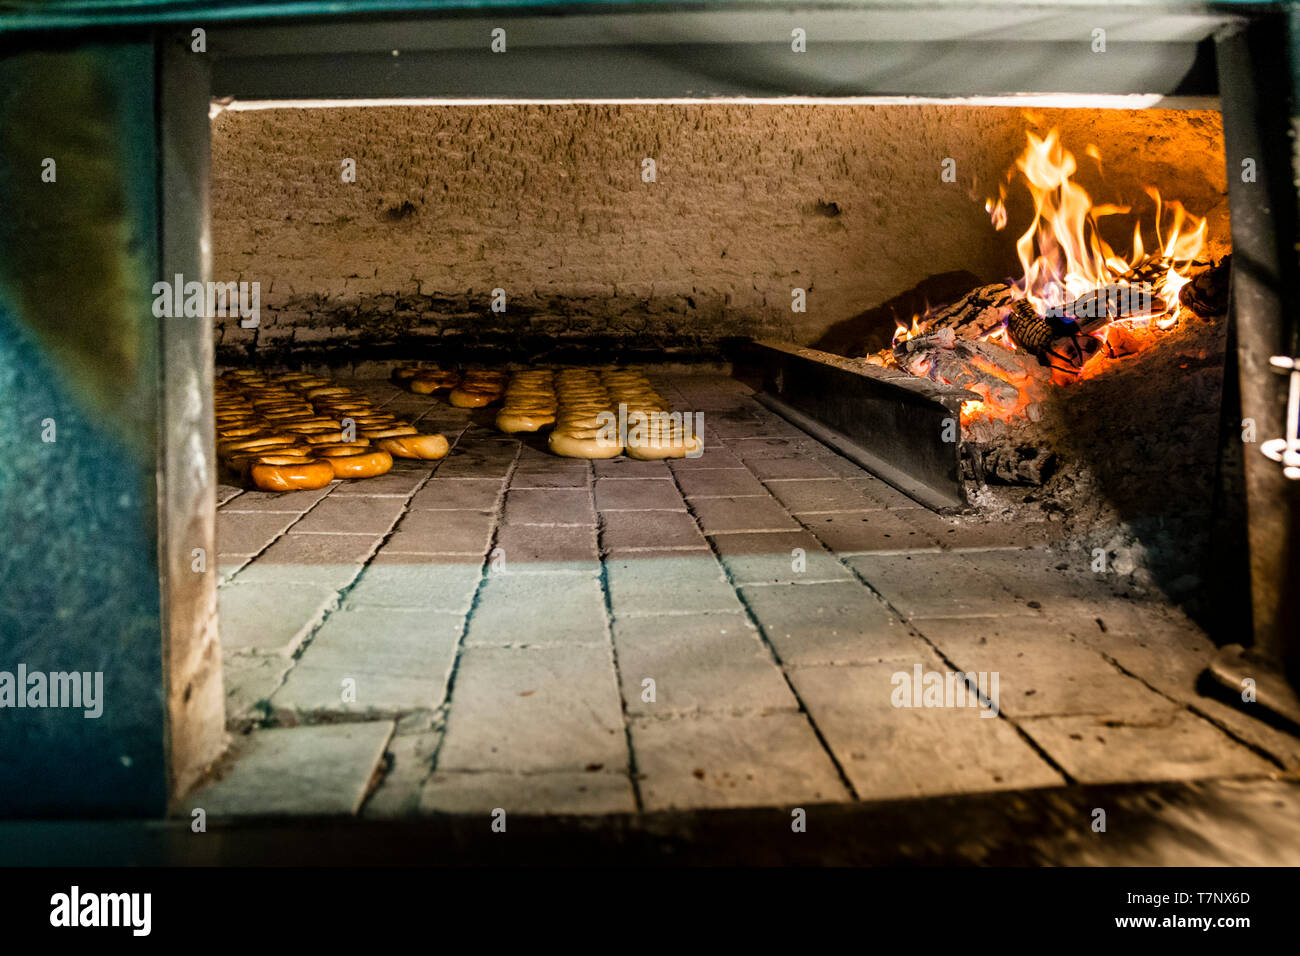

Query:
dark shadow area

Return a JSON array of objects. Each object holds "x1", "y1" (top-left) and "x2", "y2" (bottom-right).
[
  {"x1": 809, "y1": 270, "x2": 984, "y2": 358},
  {"x1": 3, "y1": 777, "x2": 1297, "y2": 866}
]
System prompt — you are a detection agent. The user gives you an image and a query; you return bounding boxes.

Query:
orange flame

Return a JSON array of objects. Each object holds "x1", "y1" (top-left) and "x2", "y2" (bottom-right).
[
  {"x1": 996, "y1": 129, "x2": 1206, "y2": 327},
  {"x1": 895, "y1": 127, "x2": 1214, "y2": 431},
  {"x1": 893, "y1": 312, "x2": 926, "y2": 347}
]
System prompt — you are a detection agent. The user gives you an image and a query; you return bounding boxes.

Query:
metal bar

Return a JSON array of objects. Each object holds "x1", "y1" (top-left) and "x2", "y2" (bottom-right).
[
  {"x1": 749, "y1": 340, "x2": 975, "y2": 512},
  {"x1": 1215, "y1": 15, "x2": 1300, "y2": 683},
  {"x1": 0, "y1": 3, "x2": 1246, "y2": 40},
  {"x1": 212, "y1": 40, "x2": 1219, "y2": 100}
]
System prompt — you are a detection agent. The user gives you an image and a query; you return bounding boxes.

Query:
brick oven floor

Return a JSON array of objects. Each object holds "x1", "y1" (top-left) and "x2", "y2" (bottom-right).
[{"x1": 192, "y1": 372, "x2": 1299, "y2": 831}]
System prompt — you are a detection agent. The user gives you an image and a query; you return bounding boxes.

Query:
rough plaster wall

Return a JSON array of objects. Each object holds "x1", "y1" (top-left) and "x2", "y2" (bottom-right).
[{"x1": 210, "y1": 104, "x2": 1226, "y2": 362}]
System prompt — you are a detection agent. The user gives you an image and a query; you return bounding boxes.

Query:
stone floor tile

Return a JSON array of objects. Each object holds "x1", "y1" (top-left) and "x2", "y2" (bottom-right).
[
  {"x1": 913, "y1": 616, "x2": 1176, "y2": 719},
  {"x1": 1021, "y1": 710, "x2": 1277, "y2": 784},
  {"x1": 765, "y1": 478, "x2": 876, "y2": 515},
  {"x1": 437, "y1": 646, "x2": 626, "y2": 773},
  {"x1": 592, "y1": 459, "x2": 671, "y2": 478},
  {"x1": 690, "y1": 495, "x2": 800, "y2": 534},
  {"x1": 361, "y1": 729, "x2": 442, "y2": 819},
  {"x1": 594, "y1": 478, "x2": 686, "y2": 511},
  {"x1": 292, "y1": 495, "x2": 408, "y2": 536},
  {"x1": 632, "y1": 713, "x2": 849, "y2": 811},
  {"x1": 798, "y1": 510, "x2": 941, "y2": 553},
  {"x1": 809, "y1": 454, "x2": 874, "y2": 480},
  {"x1": 466, "y1": 572, "x2": 607, "y2": 645},
  {"x1": 344, "y1": 554, "x2": 482, "y2": 613},
  {"x1": 221, "y1": 652, "x2": 293, "y2": 726},
  {"x1": 216, "y1": 511, "x2": 299, "y2": 557},
  {"x1": 789, "y1": 662, "x2": 1065, "y2": 801},
  {"x1": 408, "y1": 478, "x2": 504, "y2": 511},
  {"x1": 419, "y1": 771, "x2": 636, "y2": 815},
  {"x1": 218, "y1": 485, "x2": 335, "y2": 513},
  {"x1": 493, "y1": 521, "x2": 600, "y2": 571},
  {"x1": 218, "y1": 582, "x2": 338, "y2": 655},
  {"x1": 232, "y1": 533, "x2": 384, "y2": 590},
  {"x1": 435, "y1": 454, "x2": 514, "y2": 479},
  {"x1": 899, "y1": 510, "x2": 1058, "y2": 550},
  {"x1": 601, "y1": 510, "x2": 708, "y2": 552},
  {"x1": 272, "y1": 609, "x2": 462, "y2": 714},
  {"x1": 674, "y1": 468, "x2": 769, "y2": 500},
  {"x1": 711, "y1": 530, "x2": 853, "y2": 586},
  {"x1": 503, "y1": 487, "x2": 595, "y2": 525},
  {"x1": 216, "y1": 484, "x2": 244, "y2": 507},
  {"x1": 613, "y1": 614, "x2": 796, "y2": 716},
  {"x1": 669, "y1": 445, "x2": 744, "y2": 471},
  {"x1": 742, "y1": 457, "x2": 838, "y2": 480},
  {"x1": 724, "y1": 437, "x2": 827, "y2": 459},
  {"x1": 509, "y1": 469, "x2": 591, "y2": 489},
  {"x1": 328, "y1": 469, "x2": 430, "y2": 497},
  {"x1": 605, "y1": 551, "x2": 744, "y2": 616},
  {"x1": 845, "y1": 552, "x2": 1031, "y2": 619},
  {"x1": 186, "y1": 722, "x2": 394, "y2": 817},
  {"x1": 385, "y1": 509, "x2": 495, "y2": 555},
  {"x1": 845, "y1": 475, "x2": 922, "y2": 509},
  {"x1": 740, "y1": 581, "x2": 919, "y2": 665}
]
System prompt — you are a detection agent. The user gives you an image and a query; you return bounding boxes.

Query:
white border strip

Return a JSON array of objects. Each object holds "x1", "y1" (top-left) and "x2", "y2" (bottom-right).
[{"x1": 211, "y1": 93, "x2": 1218, "y2": 117}]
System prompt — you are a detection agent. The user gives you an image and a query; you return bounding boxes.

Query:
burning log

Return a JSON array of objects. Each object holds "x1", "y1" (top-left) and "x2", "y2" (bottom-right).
[
  {"x1": 893, "y1": 326, "x2": 955, "y2": 357},
  {"x1": 1062, "y1": 283, "x2": 1168, "y2": 330},
  {"x1": 892, "y1": 327, "x2": 1050, "y2": 417},
  {"x1": 1179, "y1": 255, "x2": 1231, "y2": 318},
  {"x1": 924, "y1": 283, "x2": 1015, "y2": 338},
  {"x1": 1005, "y1": 298, "x2": 1102, "y2": 373}
]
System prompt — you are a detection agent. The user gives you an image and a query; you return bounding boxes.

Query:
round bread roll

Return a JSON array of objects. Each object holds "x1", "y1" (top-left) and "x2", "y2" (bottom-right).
[
  {"x1": 305, "y1": 386, "x2": 352, "y2": 400},
  {"x1": 375, "y1": 433, "x2": 450, "y2": 460},
  {"x1": 360, "y1": 425, "x2": 419, "y2": 440},
  {"x1": 248, "y1": 455, "x2": 335, "y2": 492},
  {"x1": 302, "y1": 430, "x2": 348, "y2": 445},
  {"x1": 217, "y1": 425, "x2": 264, "y2": 439},
  {"x1": 554, "y1": 414, "x2": 611, "y2": 431},
  {"x1": 321, "y1": 449, "x2": 393, "y2": 479},
  {"x1": 310, "y1": 442, "x2": 374, "y2": 455},
  {"x1": 218, "y1": 434, "x2": 295, "y2": 458},
  {"x1": 623, "y1": 433, "x2": 704, "y2": 461},
  {"x1": 410, "y1": 371, "x2": 461, "y2": 394},
  {"x1": 548, "y1": 429, "x2": 623, "y2": 459},
  {"x1": 495, "y1": 410, "x2": 556, "y2": 433},
  {"x1": 282, "y1": 419, "x2": 344, "y2": 432},
  {"x1": 449, "y1": 387, "x2": 500, "y2": 408},
  {"x1": 227, "y1": 444, "x2": 314, "y2": 472}
]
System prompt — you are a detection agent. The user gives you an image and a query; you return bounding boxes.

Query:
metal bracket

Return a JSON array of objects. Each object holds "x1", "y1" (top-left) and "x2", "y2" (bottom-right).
[
  {"x1": 1260, "y1": 355, "x2": 1300, "y2": 479},
  {"x1": 748, "y1": 340, "x2": 976, "y2": 512}
]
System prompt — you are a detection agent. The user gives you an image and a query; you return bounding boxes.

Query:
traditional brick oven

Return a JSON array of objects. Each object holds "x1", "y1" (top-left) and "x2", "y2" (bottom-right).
[{"x1": 1, "y1": 1, "x2": 1297, "y2": 845}]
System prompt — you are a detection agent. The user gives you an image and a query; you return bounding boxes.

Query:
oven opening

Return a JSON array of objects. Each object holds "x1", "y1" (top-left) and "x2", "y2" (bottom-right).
[
  {"x1": 198, "y1": 97, "x2": 1265, "y2": 820},
  {"x1": 4, "y1": 3, "x2": 1297, "y2": 864}
]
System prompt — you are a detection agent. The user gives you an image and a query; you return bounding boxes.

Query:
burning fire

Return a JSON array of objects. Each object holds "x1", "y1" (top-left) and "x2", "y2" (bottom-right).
[
  {"x1": 880, "y1": 126, "x2": 1214, "y2": 429},
  {"x1": 990, "y1": 128, "x2": 1207, "y2": 331},
  {"x1": 889, "y1": 124, "x2": 1211, "y2": 429},
  {"x1": 893, "y1": 313, "x2": 925, "y2": 347}
]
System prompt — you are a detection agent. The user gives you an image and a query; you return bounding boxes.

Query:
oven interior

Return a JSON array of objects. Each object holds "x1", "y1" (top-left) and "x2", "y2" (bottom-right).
[{"x1": 193, "y1": 99, "x2": 1287, "y2": 820}]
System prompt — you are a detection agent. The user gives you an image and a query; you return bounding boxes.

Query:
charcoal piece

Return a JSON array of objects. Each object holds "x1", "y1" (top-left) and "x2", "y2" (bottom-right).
[
  {"x1": 966, "y1": 442, "x2": 1056, "y2": 486},
  {"x1": 1179, "y1": 255, "x2": 1231, "y2": 318}
]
